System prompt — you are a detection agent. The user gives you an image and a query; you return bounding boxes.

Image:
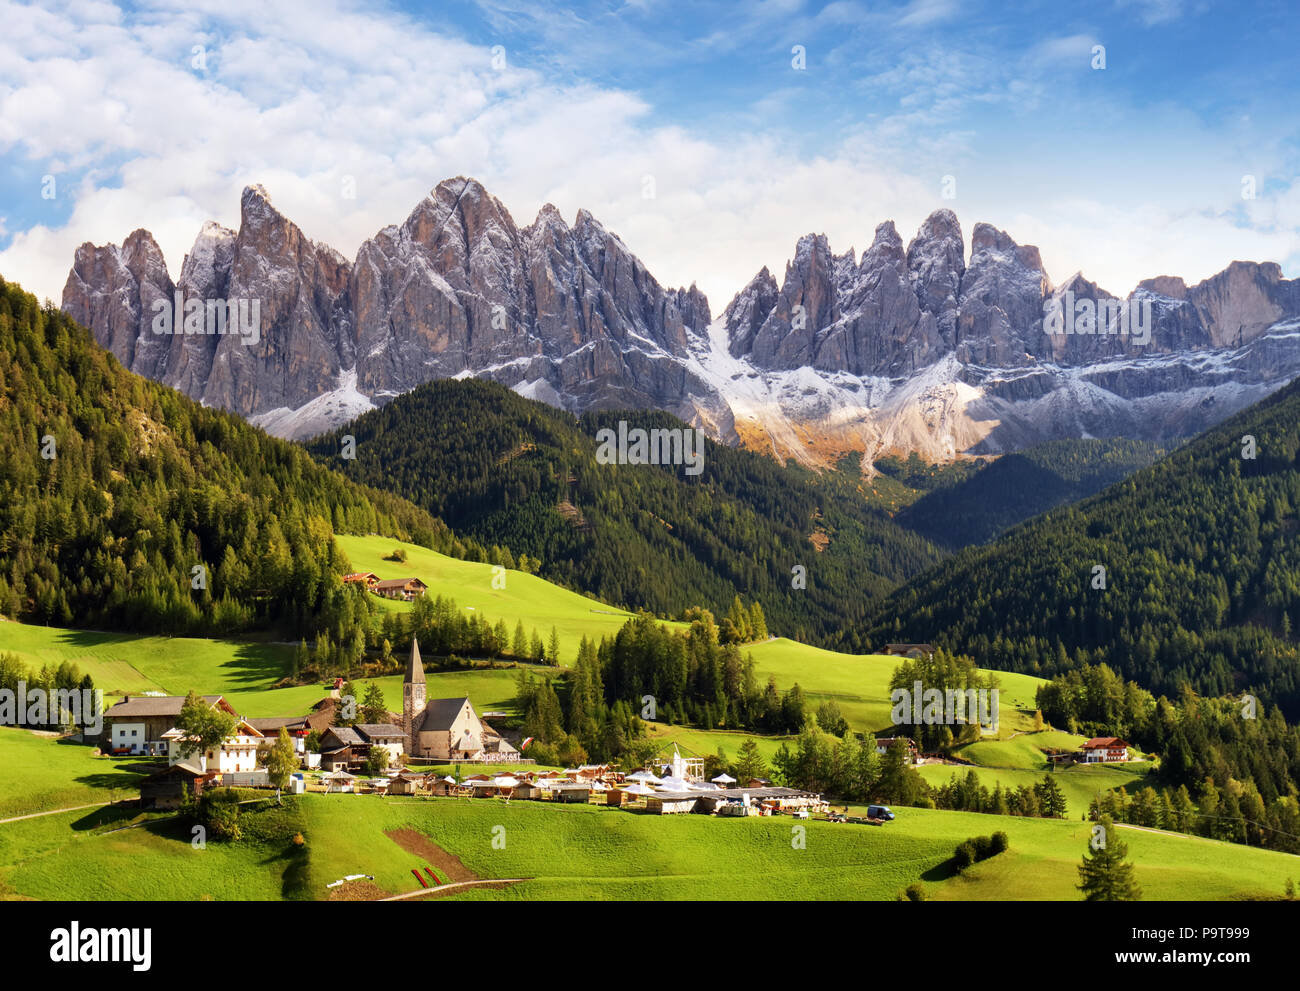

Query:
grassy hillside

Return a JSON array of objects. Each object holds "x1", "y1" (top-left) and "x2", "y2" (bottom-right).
[
  {"x1": 0, "y1": 622, "x2": 294, "y2": 698},
  {"x1": 0, "y1": 727, "x2": 150, "y2": 819},
  {"x1": 3, "y1": 523, "x2": 1055, "y2": 745},
  {"x1": 4, "y1": 785, "x2": 1294, "y2": 902},
  {"x1": 746, "y1": 637, "x2": 1043, "y2": 733},
  {"x1": 917, "y1": 763, "x2": 1151, "y2": 819},
  {"x1": 335, "y1": 533, "x2": 650, "y2": 655}
]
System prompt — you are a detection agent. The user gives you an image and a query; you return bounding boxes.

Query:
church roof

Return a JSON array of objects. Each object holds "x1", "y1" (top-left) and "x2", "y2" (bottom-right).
[
  {"x1": 405, "y1": 639, "x2": 425, "y2": 686},
  {"x1": 418, "y1": 697, "x2": 472, "y2": 733}
]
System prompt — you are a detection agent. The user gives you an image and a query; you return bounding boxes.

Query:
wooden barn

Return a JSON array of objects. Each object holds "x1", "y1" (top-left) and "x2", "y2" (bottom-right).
[{"x1": 388, "y1": 772, "x2": 427, "y2": 795}]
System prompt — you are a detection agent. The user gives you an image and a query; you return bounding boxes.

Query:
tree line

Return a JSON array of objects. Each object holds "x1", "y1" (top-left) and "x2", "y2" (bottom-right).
[
  {"x1": 867, "y1": 375, "x2": 1300, "y2": 717},
  {"x1": 307, "y1": 377, "x2": 944, "y2": 651},
  {"x1": 0, "y1": 279, "x2": 487, "y2": 640}
]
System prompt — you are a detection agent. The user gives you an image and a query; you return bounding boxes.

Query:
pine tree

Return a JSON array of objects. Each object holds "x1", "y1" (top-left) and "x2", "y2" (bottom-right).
[
  {"x1": 733, "y1": 737, "x2": 767, "y2": 785},
  {"x1": 1035, "y1": 773, "x2": 1068, "y2": 818},
  {"x1": 360, "y1": 682, "x2": 388, "y2": 724},
  {"x1": 1077, "y1": 816, "x2": 1142, "y2": 901},
  {"x1": 547, "y1": 625, "x2": 561, "y2": 667}
]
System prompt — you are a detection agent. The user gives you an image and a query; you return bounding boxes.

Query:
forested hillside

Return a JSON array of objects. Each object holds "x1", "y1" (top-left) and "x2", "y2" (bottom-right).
[
  {"x1": 868, "y1": 377, "x2": 1300, "y2": 715},
  {"x1": 308, "y1": 379, "x2": 943, "y2": 647},
  {"x1": 0, "y1": 278, "x2": 469, "y2": 636},
  {"x1": 894, "y1": 438, "x2": 1166, "y2": 549}
]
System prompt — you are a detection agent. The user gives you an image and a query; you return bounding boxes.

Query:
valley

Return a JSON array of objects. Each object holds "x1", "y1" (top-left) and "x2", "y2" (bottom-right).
[{"x1": 2, "y1": 271, "x2": 1299, "y2": 906}]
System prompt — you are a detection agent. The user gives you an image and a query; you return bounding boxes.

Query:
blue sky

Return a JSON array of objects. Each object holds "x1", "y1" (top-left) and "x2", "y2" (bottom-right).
[{"x1": 1, "y1": 0, "x2": 1297, "y2": 309}]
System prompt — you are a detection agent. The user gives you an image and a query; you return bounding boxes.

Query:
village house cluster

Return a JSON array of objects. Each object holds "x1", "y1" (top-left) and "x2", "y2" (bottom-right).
[{"x1": 99, "y1": 639, "x2": 831, "y2": 819}]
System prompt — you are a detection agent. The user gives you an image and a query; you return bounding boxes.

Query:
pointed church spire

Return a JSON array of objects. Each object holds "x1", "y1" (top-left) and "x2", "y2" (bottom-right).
[{"x1": 406, "y1": 638, "x2": 425, "y2": 685}]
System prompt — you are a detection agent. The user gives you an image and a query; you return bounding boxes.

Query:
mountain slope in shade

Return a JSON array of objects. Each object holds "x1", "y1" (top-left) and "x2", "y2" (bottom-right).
[
  {"x1": 304, "y1": 376, "x2": 945, "y2": 650},
  {"x1": 893, "y1": 437, "x2": 1166, "y2": 550},
  {"x1": 865, "y1": 377, "x2": 1300, "y2": 714},
  {"x1": 62, "y1": 179, "x2": 1300, "y2": 466}
]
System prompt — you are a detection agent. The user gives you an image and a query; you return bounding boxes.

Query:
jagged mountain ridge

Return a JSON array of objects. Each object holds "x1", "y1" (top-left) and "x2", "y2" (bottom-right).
[
  {"x1": 62, "y1": 178, "x2": 1300, "y2": 464},
  {"x1": 63, "y1": 178, "x2": 716, "y2": 442}
]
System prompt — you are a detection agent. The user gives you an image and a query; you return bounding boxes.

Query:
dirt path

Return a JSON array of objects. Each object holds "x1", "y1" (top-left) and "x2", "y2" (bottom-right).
[
  {"x1": 381, "y1": 879, "x2": 526, "y2": 900},
  {"x1": 385, "y1": 827, "x2": 478, "y2": 883},
  {"x1": 0, "y1": 802, "x2": 112, "y2": 825},
  {"x1": 1116, "y1": 822, "x2": 1250, "y2": 847}
]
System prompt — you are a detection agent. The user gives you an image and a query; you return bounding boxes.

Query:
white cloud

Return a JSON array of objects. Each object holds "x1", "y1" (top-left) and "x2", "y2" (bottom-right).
[{"x1": 897, "y1": 0, "x2": 959, "y2": 27}]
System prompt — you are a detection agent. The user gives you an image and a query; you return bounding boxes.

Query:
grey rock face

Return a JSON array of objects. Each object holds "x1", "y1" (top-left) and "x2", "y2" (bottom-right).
[
  {"x1": 63, "y1": 228, "x2": 176, "y2": 378},
  {"x1": 906, "y1": 208, "x2": 964, "y2": 350},
  {"x1": 61, "y1": 181, "x2": 1300, "y2": 463},
  {"x1": 67, "y1": 177, "x2": 711, "y2": 427},
  {"x1": 723, "y1": 266, "x2": 779, "y2": 358}
]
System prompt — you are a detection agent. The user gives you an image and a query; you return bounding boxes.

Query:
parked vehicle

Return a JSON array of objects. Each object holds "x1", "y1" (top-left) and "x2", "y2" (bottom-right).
[{"x1": 866, "y1": 804, "x2": 895, "y2": 821}]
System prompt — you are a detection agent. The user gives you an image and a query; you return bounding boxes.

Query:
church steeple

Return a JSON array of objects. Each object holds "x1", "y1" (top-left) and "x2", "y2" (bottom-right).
[
  {"x1": 405, "y1": 638, "x2": 426, "y2": 686},
  {"x1": 402, "y1": 639, "x2": 426, "y2": 755}
]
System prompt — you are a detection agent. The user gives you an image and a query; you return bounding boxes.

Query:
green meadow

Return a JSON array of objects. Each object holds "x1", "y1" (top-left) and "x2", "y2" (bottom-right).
[
  {"x1": 0, "y1": 732, "x2": 1291, "y2": 902},
  {"x1": 917, "y1": 762, "x2": 1152, "y2": 819},
  {"x1": 745, "y1": 637, "x2": 1043, "y2": 734},
  {"x1": 334, "y1": 534, "x2": 659, "y2": 659},
  {"x1": 955, "y1": 731, "x2": 1098, "y2": 769},
  {"x1": 4, "y1": 785, "x2": 1295, "y2": 902},
  {"x1": 0, "y1": 727, "x2": 151, "y2": 819},
  {"x1": 0, "y1": 621, "x2": 294, "y2": 701}
]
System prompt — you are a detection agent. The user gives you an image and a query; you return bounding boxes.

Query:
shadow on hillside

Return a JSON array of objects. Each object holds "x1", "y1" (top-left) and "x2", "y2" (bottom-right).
[
  {"x1": 68, "y1": 804, "x2": 142, "y2": 832},
  {"x1": 277, "y1": 846, "x2": 312, "y2": 900},
  {"x1": 214, "y1": 640, "x2": 294, "y2": 691},
  {"x1": 74, "y1": 769, "x2": 150, "y2": 792},
  {"x1": 920, "y1": 857, "x2": 962, "y2": 883},
  {"x1": 30, "y1": 628, "x2": 292, "y2": 692}
]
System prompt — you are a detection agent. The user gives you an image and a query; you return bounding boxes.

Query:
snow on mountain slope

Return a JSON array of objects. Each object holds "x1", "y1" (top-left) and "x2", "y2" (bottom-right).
[
  {"x1": 63, "y1": 180, "x2": 1300, "y2": 466},
  {"x1": 249, "y1": 368, "x2": 375, "y2": 441}
]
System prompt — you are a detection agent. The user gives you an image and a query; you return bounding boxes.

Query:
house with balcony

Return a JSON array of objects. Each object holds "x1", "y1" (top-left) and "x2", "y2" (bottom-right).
[{"x1": 103, "y1": 694, "x2": 230, "y2": 757}]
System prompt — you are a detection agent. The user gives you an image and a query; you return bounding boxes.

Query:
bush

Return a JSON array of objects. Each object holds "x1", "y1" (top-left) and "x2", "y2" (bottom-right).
[
  {"x1": 198, "y1": 788, "x2": 243, "y2": 841},
  {"x1": 896, "y1": 882, "x2": 927, "y2": 901},
  {"x1": 953, "y1": 832, "x2": 1011, "y2": 872}
]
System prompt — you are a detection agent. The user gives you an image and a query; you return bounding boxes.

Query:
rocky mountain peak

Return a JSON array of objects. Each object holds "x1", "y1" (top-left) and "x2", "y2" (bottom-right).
[
  {"x1": 863, "y1": 220, "x2": 905, "y2": 263},
  {"x1": 723, "y1": 265, "x2": 781, "y2": 358},
  {"x1": 1138, "y1": 275, "x2": 1188, "y2": 300},
  {"x1": 906, "y1": 208, "x2": 965, "y2": 349},
  {"x1": 60, "y1": 182, "x2": 1300, "y2": 464}
]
